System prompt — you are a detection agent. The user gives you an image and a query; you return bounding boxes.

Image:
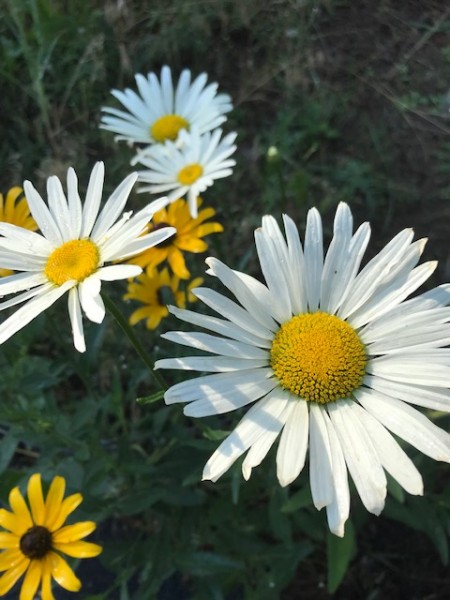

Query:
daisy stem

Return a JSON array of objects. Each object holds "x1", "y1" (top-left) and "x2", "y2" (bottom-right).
[{"x1": 102, "y1": 292, "x2": 167, "y2": 391}]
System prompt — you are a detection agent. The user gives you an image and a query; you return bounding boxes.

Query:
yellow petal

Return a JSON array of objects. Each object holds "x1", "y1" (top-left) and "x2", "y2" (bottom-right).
[
  {"x1": 0, "y1": 548, "x2": 23, "y2": 570},
  {"x1": 168, "y1": 248, "x2": 190, "y2": 279},
  {"x1": 0, "y1": 557, "x2": 29, "y2": 595},
  {"x1": 53, "y1": 540, "x2": 102, "y2": 559},
  {"x1": 40, "y1": 556, "x2": 55, "y2": 600},
  {"x1": 52, "y1": 522, "x2": 96, "y2": 544},
  {"x1": 48, "y1": 494, "x2": 82, "y2": 533},
  {"x1": 19, "y1": 559, "x2": 42, "y2": 600},
  {"x1": 44, "y1": 477, "x2": 65, "y2": 531},
  {"x1": 8, "y1": 488, "x2": 33, "y2": 533},
  {"x1": 27, "y1": 475, "x2": 45, "y2": 526},
  {"x1": 176, "y1": 237, "x2": 208, "y2": 253},
  {"x1": 49, "y1": 552, "x2": 81, "y2": 592},
  {"x1": 195, "y1": 222, "x2": 224, "y2": 237},
  {"x1": 0, "y1": 533, "x2": 19, "y2": 549},
  {"x1": 0, "y1": 509, "x2": 22, "y2": 536}
]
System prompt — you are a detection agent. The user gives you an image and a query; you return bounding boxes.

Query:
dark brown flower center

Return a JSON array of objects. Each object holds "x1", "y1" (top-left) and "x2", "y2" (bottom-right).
[
  {"x1": 151, "y1": 222, "x2": 176, "y2": 247},
  {"x1": 20, "y1": 525, "x2": 52, "y2": 559}
]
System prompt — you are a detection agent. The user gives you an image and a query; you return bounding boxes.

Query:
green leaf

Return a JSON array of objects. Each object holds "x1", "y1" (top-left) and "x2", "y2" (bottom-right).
[
  {"x1": 281, "y1": 486, "x2": 313, "y2": 513},
  {"x1": 327, "y1": 519, "x2": 356, "y2": 594},
  {"x1": 202, "y1": 427, "x2": 230, "y2": 441},
  {"x1": 136, "y1": 390, "x2": 165, "y2": 405}
]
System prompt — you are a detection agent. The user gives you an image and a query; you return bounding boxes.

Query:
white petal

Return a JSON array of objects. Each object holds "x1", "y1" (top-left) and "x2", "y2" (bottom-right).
[
  {"x1": 351, "y1": 402, "x2": 423, "y2": 495},
  {"x1": 328, "y1": 399, "x2": 386, "y2": 515},
  {"x1": 205, "y1": 257, "x2": 278, "y2": 332},
  {"x1": 202, "y1": 389, "x2": 289, "y2": 482},
  {"x1": 155, "y1": 356, "x2": 268, "y2": 372},
  {"x1": 97, "y1": 265, "x2": 142, "y2": 281},
  {"x1": 276, "y1": 398, "x2": 309, "y2": 486},
  {"x1": 0, "y1": 272, "x2": 47, "y2": 296},
  {"x1": 78, "y1": 276, "x2": 105, "y2": 323},
  {"x1": 90, "y1": 172, "x2": 138, "y2": 239},
  {"x1": 68, "y1": 288, "x2": 85, "y2": 353},
  {"x1": 364, "y1": 375, "x2": 450, "y2": 412},
  {"x1": 0, "y1": 281, "x2": 74, "y2": 344},
  {"x1": 161, "y1": 331, "x2": 268, "y2": 359},
  {"x1": 81, "y1": 162, "x2": 105, "y2": 237},
  {"x1": 309, "y1": 403, "x2": 333, "y2": 510},
  {"x1": 165, "y1": 305, "x2": 273, "y2": 348},
  {"x1": 23, "y1": 181, "x2": 63, "y2": 246},
  {"x1": 322, "y1": 410, "x2": 350, "y2": 538},
  {"x1": 303, "y1": 208, "x2": 323, "y2": 312},
  {"x1": 355, "y1": 387, "x2": 450, "y2": 462}
]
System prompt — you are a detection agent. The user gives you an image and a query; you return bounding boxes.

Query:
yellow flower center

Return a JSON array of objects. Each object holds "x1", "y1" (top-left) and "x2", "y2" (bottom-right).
[
  {"x1": 20, "y1": 525, "x2": 52, "y2": 559},
  {"x1": 177, "y1": 163, "x2": 203, "y2": 185},
  {"x1": 270, "y1": 312, "x2": 366, "y2": 404},
  {"x1": 45, "y1": 239, "x2": 100, "y2": 286},
  {"x1": 151, "y1": 114, "x2": 189, "y2": 142}
]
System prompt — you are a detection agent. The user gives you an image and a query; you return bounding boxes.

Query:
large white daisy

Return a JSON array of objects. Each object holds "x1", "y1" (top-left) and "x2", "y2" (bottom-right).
[
  {"x1": 156, "y1": 202, "x2": 450, "y2": 536},
  {"x1": 0, "y1": 162, "x2": 175, "y2": 352},
  {"x1": 132, "y1": 128, "x2": 237, "y2": 218},
  {"x1": 100, "y1": 65, "x2": 232, "y2": 146}
]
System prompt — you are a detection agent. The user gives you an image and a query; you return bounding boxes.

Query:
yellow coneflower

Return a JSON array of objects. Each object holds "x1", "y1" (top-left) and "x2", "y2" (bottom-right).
[
  {"x1": 0, "y1": 187, "x2": 37, "y2": 277},
  {"x1": 0, "y1": 473, "x2": 102, "y2": 599},
  {"x1": 124, "y1": 266, "x2": 203, "y2": 330},
  {"x1": 130, "y1": 197, "x2": 223, "y2": 280}
]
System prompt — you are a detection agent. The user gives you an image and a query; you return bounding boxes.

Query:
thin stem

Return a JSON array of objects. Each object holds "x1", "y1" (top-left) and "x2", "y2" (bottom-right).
[{"x1": 102, "y1": 292, "x2": 167, "y2": 391}]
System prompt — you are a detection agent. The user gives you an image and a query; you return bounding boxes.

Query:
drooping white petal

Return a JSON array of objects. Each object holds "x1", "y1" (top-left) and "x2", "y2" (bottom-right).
[
  {"x1": 78, "y1": 276, "x2": 105, "y2": 323},
  {"x1": 276, "y1": 398, "x2": 309, "y2": 487},
  {"x1": 0, "y1": 281, "x2": 74, "y2": 344},
  {"x1": 202, "y1": 389, "x2": 288, "y2": 482},
  {"x1": 309, "y1": 403, "x2": 333, "y2": 510},
  {"x1": 322, "y1": 410, "x2": 350, "y2": 538},
  {"x1": 68, "y1": 288, "x2": 85, "y2": 353},
  {"x1": 351, "y1": 402, "x2": 423, "y2": 495},
  {"x1": 328, "y1": 399, "x2": 387, "y2": 515}
]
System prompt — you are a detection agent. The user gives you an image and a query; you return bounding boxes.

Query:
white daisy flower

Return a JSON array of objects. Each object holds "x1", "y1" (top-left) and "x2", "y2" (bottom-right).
[
  {"x1": 156, "y1": 202, "x2": 450, "y2": 536},
  {"x1": 0, "y1": 162, "x2": 175, "y2": 352},
  {"x1": 100, "y1": 65, "x2": 233, "y2": 146},
  {"x1": 132, "y1": 128, "x2": 237, "y2": 218}
]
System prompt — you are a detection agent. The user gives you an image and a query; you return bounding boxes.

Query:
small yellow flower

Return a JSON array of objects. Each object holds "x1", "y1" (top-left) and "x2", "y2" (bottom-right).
[
  {"x1": 130, "y1": 198, "x2": 223, "y2": 280},
  {"x1": 0, "y1": 187, "x2": 37, "y2": 277},
  {"x1": 124, "y1": 266, "x2": 203, "y2": 330},
  {"x1": 0, "y1": 473, "x2": 102, "y2": 599}
]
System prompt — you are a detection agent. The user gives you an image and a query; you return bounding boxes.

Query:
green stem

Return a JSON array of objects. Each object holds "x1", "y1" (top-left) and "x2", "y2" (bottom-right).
[{"x1": 102, "y1": 292, "x2": 167, "y2": 391}]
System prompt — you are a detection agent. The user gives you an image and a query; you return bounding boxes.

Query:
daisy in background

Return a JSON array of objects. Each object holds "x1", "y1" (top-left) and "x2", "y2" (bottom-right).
[
  {"x1": 124, "y1": 266, "x2": 203, "y2": 330},
  {"x1": 156, "y1": 202, "x2": 450, "y2": 536},
  {"x1": 130, "y1": 197, "x2": 223, "y2": 280},
  {"x1": 133, "y1": 128, "x2": 237, "y2": 218},
  {"x1": 100, "y1": 65, "x2": 232, "y2": 146},
  {"x1": 0, "y1": 473, "x2": 102, "y2": 599},
  {"x1": 0, "y1": 162, "x2": 175, "y2": 352},
  {"x1": 0, "y1": 186, "x2": 37, "y2": 277}
]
